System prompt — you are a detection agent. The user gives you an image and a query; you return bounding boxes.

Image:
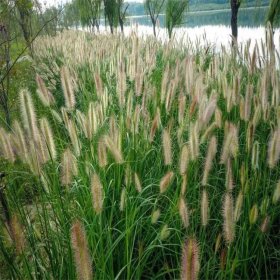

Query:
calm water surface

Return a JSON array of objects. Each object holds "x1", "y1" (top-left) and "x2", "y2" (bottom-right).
[{"x1": 97, "y1": 7, "x2": 280, "y2": 55}]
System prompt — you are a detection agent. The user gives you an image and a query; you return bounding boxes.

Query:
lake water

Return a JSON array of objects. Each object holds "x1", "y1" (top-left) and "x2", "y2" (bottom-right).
[
  {"x1": 97, "y1": 25, "x2": 279, "y2": 56},
  {"x1": 126, "y1": 6, "x2": 269, "y2": 28},
  {"x1": 96, "y1": 7, "x2": 279, "y2": 56}
]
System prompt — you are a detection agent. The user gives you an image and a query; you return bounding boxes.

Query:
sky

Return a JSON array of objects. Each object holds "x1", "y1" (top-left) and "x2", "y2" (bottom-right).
[{"x1": 42, "y1": 0, "x2": 143, "y2": 8}]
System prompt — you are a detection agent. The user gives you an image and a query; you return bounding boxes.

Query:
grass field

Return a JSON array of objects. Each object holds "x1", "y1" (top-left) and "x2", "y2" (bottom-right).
[{"x1": 0, "y1": 28, "x2": 279, "y2": 279}]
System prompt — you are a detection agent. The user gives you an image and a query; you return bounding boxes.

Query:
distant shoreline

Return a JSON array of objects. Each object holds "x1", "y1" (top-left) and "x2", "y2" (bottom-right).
[{"x1": 126, "y1": 6, "x2": 269, "y2": 19}]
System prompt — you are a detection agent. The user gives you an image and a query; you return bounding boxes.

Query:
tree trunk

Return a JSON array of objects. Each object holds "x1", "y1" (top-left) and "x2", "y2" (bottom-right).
[
  {"x1": 119, "y1": 18, "x2": 124, "y2": 33},
  {"x1": 152, "y1": 18, "x2": 156, "y2": 37},
  {"x1": 231, "y1": 0, "x2": 240, "y2": 45},
  {"x1": 0, "y1": 24, "x2": 11, "y2": 127},
  {"x1": 96, "y1": 20, "x2": 100, "y2": 33},
  {"x1": 18, "y1": 10, "x2": 33, "y2": 56}
]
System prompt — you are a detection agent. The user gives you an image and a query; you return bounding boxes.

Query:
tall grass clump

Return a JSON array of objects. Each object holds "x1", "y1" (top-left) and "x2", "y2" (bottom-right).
[{"x1": 0, "y1": 28, "x2": 279, "y2": 279}]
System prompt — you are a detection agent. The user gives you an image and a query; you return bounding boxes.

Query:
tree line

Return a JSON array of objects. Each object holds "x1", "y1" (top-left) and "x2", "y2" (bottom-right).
[{"x1": 61, "y1": 0, "x2": 279, "y2": 40}]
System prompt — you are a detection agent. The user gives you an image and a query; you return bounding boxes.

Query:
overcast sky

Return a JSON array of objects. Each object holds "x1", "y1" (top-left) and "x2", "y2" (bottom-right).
[{"x1": 42, "y1": 0, "x2": 143, "y2": 8}]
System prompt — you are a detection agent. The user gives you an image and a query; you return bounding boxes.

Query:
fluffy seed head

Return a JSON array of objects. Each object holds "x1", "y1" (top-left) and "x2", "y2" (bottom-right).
[
  {"x1": 202, "y1": 136, "x2": 217, "y2": 186},
  {"x1": 97, "y1": 137, "x2": 107, "y2": 168},
  {"x1": 160, "y1": 224, "x2": 170, "y2": 241},
  {"x1": 120, "y1": 188, "x2": 126, "y2": 212},
  {"x1": 181, "y1": 174, "x2": 187, "y2": 196},
  {"x1": 244, "y1": 84, "x2": 252, "y2": 121},
  {"x1": 149, "y1": 109, "x2": 160, "y2": 142},
  {"x1": 70, "y1": 220, "x2": 93, "y2": 280},
  {"x1": 12, "y1": 121, "x2": 28, "y2": 162},
  {"x1": 267, "y1": 127, "x2": 280, "y2": 169},
  {"x1": 252, "y1": 105, "x2": 262, "y2": 128},
  {"x1": 104, "y1": 135, "x2": 124, "y2": 164},
  {"x1": 220, "y1": 123, "x2": 238, "y2": 164},
  {"x1": 202, "y1": 98, "x2": 217, "y2": 128},
  {"x1": 215, "y1": 108, "x2": 222, "y2": 128},
  {"x1": 201, "y1": 190, "x2": 209, "y2": 226},
  {"x1": 180, "y1": 238, "x2": 200, "y2": 280},
  {"x1": 272, "y1": 180, "x2": 280, "y2": 204},
  {"x1": 134, "y1": 173, "x2": 142, "y2": 193},
  {"x1": 178, "y1": 95, "x2": 186, "y2": 124},
  {"x1": 61, "y1": 66, "x2": 76, "y2": 109},
  {"x1": 40, "y1": 118, "x2": 56, "y2": 160},
  {"x1": 67, "y1": 120, "x2": 80, "y2": 157},
  {"x1": 36, "y1": 74, "x2": 55, "y2": 106},
  {"x1": 200, "y1": 122, "x2": 217, "y2": 144},
  {"x1": 50, "y1": 109, "x2": 62, "y2": 124},
  {"x1": 0, "y1": 128, "x2": 15, "y2": 163},
  {"x1": 234, "y1": 191, "x2": 243, "y2": 222},
  {"x1": 160, "y1": 171, "x2": 174, "y2": 193},
  {"x1": 87, "y1": 102, "x2": 97, "y2": 139},
  {"x1": 249, "y1": 204, "x2": 258, "y2": 225},
  {"x1": 189, "y1": 122, "x2": 199, "y2": 161},
  {"x1": 225, "y1": 160, "x2": 234, "y2": 191},
  {"x1": 20, "y1": 89, "x2": 39, "y2": 141},
  {"x1": 179, "y1": 197, "x2": 189, "y2": 228},
  {"x1": 179, "y1": 145, "x2": 189, "y2": 175},
  {"x1": 162, "y1": 129, "x2": 172, "y2": 165},
  {"x1": 260, "y1": 216, "x2": 270, "y2": 233},
  {"x1": 214, "y1": 233, "x2": 222, "y2": 254},
  {"x1": 222, "y1": 193, "x2": 235, "y2": 244},
  {"x1": 91, "y1": 173, "x2": 104, "y2": 214},
  {"x1": 151, "y1": 209, "x2": 161, "y2": 224},
  {"x1": 252, "y1": 141, "x2": 260, "y2": 170},
  {"x1": 94, "y1": 72, "x2": 104, "y2": 97},
  {"x1": 61, "y1": 148, "x2": 78, "y2": 186}
]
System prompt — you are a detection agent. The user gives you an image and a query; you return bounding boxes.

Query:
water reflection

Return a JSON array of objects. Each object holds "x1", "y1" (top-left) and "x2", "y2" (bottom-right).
[
  {"x1": 98, "y1": 24, "x2": 279, "y2": 55},
  {"x1": 126, "y1": 7, "x2": 269, "y2": 28}
]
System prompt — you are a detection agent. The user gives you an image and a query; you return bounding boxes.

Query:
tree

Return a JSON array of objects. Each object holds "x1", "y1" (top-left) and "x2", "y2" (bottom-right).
[
  {"x1": 267, "y1": 0, "x2": 280, "y2": 30},
  {"x1": 15, "y1": 0, "x2": 34, "y2": 54},
  {"x1": 117, "y1": 0, "x2": 129, "y2": 33},
  {"x1": 165, "y1": 0, "x2": 188, "y2": 39},
  {"x1": 0, "y1": 1, "x2": 60, "y2": 128},
  {"x1": 144, "y1": 0, "x2": 165, "y2": 37},
  {"x1": 103, "y1": 0, "x2": 118, "y2": 34},
  {"x1": 0, "y1": 2, "x2": 12, "y2": 126},
  {"x1": 76, "y1": 0, "x2": 102, "y2": 32},
  {"x1": 61, "y1": 2, "x2": 80, "y2": 30},
  {"x1": 39, "y1": 6, "x2": 60, "y2": 35}
]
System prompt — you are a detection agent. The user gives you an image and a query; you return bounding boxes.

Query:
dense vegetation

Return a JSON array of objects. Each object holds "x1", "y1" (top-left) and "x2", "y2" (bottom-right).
[{"x1": 0, "y1": 27, "x2": 279, "y2": 279}]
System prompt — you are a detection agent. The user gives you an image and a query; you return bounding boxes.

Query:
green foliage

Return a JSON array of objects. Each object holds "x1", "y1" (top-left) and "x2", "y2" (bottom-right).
[
  {"x1": 75, "y1": 0, "x2": 102, "y2": 29},
  {"x1": 267, "y1": 0, "x2": 280, "y2": 27},
  {"x1": 165, "y1": 0, "x2": 189, "y2": 38},
  {"x1": 104, "y1": 0, "x2": 119, "y2": 33},
  {"x1": 144, "y1": 0, "x2": 166, "y2": 36}
]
